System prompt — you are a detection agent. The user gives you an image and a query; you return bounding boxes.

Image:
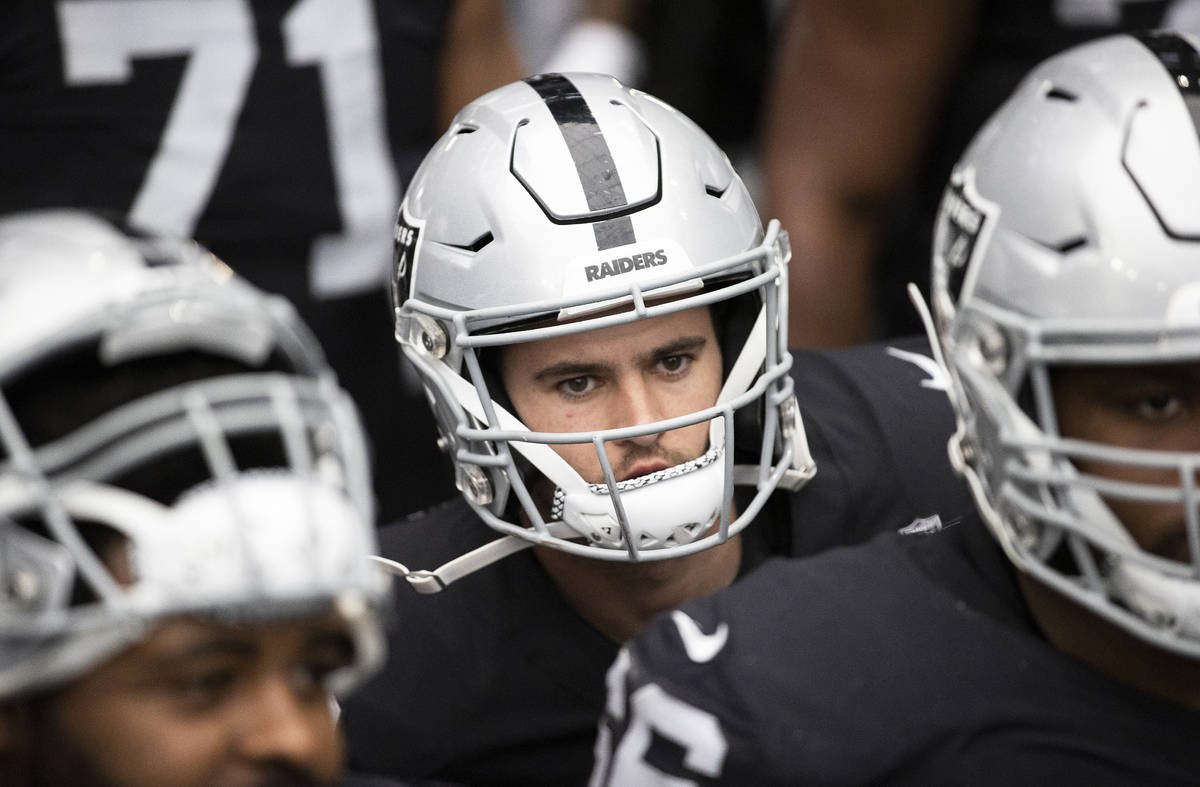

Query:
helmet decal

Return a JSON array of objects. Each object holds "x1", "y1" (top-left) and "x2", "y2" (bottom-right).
[
  {"x1": 522, "y1": 72, "x2": 638, "y2": 250},
  {"x1": 932, "y1": 166, "x2": 998, "y2": 322},
  {"x1": 391, "y1": 208, "x2": 421, "y2": 312},
  {"x1": 1137, "y1": 30, "x2": 1200, "y2": 102}
]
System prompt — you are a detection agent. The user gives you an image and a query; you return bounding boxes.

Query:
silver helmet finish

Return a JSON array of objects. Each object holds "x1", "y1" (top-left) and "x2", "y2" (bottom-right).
[
  {"x1": 0, "y1": 210, "x2": 388, "y2": 699},
  {"x1": 393, "y1": 73, "x2": 812, "y2": 563},
  {"x1": 931, "y1": 32, "x2": 1200, "y2": 657}
]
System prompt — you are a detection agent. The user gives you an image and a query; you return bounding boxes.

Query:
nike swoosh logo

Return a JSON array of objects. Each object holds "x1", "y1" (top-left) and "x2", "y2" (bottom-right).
[
  {"x1": 670, "y1": 610, "x2": 729, "y2": 663},
  {"x1": 885, "y1": 347, "x2": 949, "y2": 391}
]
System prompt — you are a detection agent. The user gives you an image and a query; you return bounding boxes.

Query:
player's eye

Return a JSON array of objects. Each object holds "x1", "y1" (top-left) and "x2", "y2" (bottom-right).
[
  {"x1": 298, "y1": 639, "x2": 356, "y2": 696},
  {"x1": 1136, "y1": 393, "x2": 1184, "y2": 421},
  {"x1": 557, "y1": 376, "x2": 597, "y2": 397},
  {"x1": 657, "y1": 354, "x2": 692, "y2": 375},
  {"x1": 170, "y1": 669, "x2": 239, "y2": 710},
  {"x1": 290, "y1": 661, "x2": 338, "y2": 698}
]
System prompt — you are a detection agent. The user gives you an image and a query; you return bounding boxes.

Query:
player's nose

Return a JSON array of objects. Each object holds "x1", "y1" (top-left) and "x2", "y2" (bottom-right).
[
  {"x1": 611, "y1": 377, "x2": 664, "y2": 447},
  {"x1": 237, "y1": 676, "x2": 338, "y2": 774}
]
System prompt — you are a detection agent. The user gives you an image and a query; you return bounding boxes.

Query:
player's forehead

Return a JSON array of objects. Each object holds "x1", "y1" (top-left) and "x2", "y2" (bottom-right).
[
  {"x1": 1051, "y1": 361, "x2": 1200, "y2": 448},
  {"x1": 502, "y1": 304, "x2": 716, "y2": 369},
  {"x1": 118, "y1": 612, "x2": 352, "y2": 671},
  {"x1": 1052, "y1": 361, "x2": 1200, "y2": 394}
]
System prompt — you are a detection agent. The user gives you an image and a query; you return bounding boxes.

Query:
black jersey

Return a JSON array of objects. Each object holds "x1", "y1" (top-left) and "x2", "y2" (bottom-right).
[
  {"x1": 0, "y1": 0, "x2": 457, "y2": 518},
  {"x1": 0, "y1": 0, "x2": 448, "y2": 292},
  {"x1": 0, "y1": 0, "x2": 452, "y2": 293},
  {"x1": 341, "y1": 335, "x2": 976, "y2": 786},
  {"x1": 596, "y1": 516, "x2": 1200, "y2": 785}
]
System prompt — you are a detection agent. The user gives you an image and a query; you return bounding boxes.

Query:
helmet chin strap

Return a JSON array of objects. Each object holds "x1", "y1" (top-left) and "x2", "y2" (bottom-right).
[
  {"x1": 370, "y1": 519, "x2": 580, "y2": 594},
  {"x1": 1057, "y1": 458, "x2": 1200, "y2": 653},
  {"x1": 381, "y1": 306, "x2": 800, "y2": 593},
  {"x1": 726, "y1": 307, "x2": 815, "y2": 488},
  {"x1": 1109, "y1": 559, "x2": 1200, "y2": 647},
  {"x1": 718, "y1": 305, "x2": 767, "y2": 410}
]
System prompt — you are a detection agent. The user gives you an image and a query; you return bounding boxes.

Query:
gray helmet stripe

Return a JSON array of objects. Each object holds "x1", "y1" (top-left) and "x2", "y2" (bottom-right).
[
  {"x1": 523, "y1": 73, "x2": 637, "y2": 250},
  {"x1": 1136, "y1": 31, "x2": 1200, "y2": 139}
]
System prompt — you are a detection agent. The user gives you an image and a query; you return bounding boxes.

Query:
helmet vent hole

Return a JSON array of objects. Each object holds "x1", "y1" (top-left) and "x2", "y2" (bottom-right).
[
  {"x1": 705, "y1": 184, "x2": 727, "y2": 199},
  {"x1": 454, "y1": 124, "x2": 478, "y2": 135},
  {"x1": 1055, "y1": 236, "x2": 1088, "y2": 254},
  {"x1": 140, "y1": 248, "x2": 181, "y2": 267},
  {"x1": 447, "y1": 232, "x2": 494, "y2": 253},
  {"x1": 1045, "y1": 86, "x2": 1078, "y2": 102}
]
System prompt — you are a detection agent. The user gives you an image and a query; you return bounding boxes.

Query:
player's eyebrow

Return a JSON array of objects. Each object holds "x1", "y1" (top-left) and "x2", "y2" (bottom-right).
[
  {"x1": 533, "y1": 336, "x2": 708, "y2": 382},
  {"x1": 635, "y1": 336, "x2": 708, "y2": 366},
  {"x1": 1135, "y1": 364, "x2": 1200, "y2": 384},
  {"x1": 303, "y1": 630, "x2": 356, "y2": 660},
  {"x1": 150, "y1": 636, "x2": 258, "y2": 669},
  {"x1": 534, "y1": 360, "x2": 612, "y2": 382},
  {"x1": 1062, "y1": 363, "x2": 1200, "y2": 388}
]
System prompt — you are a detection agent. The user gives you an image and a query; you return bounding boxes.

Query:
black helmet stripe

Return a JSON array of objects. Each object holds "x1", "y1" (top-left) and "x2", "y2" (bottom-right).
[
  {"x1": 1137, "y1": 31, "x2": 1200, "y2": 135},
  {"x1": 524, "y1": 73, "x2": 637, "y2": 251}
]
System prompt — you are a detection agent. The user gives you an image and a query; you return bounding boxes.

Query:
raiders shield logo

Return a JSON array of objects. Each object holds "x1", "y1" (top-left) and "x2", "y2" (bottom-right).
[
  {"x1": 392, "y1": 211, "x2": 420, "y2": 310},
  {"x1": 933, "y1": 167, "x2": 995, "y2": 311}
]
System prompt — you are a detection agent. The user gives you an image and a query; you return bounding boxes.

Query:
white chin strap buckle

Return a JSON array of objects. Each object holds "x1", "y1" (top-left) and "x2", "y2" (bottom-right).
[{"x1": 550, "y1": 444, "x2": 725, "y2": 550}]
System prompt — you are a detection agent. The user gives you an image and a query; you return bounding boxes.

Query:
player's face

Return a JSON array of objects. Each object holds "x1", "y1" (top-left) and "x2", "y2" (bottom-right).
[
  {"x1": 1053, "y1": 363, "x2": 1200, "y2": 564},
  {"x1": 500, "y1": 305, "x2": 723, "y2": 485},
  {"x1": 23, "y1": 615, "x2": 353, "y2": 787}
]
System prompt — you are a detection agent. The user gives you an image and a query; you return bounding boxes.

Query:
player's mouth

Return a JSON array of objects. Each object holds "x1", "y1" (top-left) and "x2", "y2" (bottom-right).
[{"x1": 620, "y1": 460, "x2": 673, "y2": 482}]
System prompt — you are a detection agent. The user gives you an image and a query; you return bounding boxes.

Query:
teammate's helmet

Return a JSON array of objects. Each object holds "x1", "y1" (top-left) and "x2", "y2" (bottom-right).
[
  {"x1": 931, "y1": 32, "x2": 1200, "y2": 657},
  {"x1": 0, "y1": 210, "x2": 388, "y2": 699},
  {"x1": 392, "y1": 73, "x2": 812, "y2": 563}
]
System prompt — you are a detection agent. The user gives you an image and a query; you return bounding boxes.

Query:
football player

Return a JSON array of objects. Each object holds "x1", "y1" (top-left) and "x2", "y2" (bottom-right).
[
  {"x1": 0, "y1": 0, "x2": 526, "y2": 521},
  {"x1": 340, "y1": 73, "x2": 975, "y2": 784},
  {"x1": 594, "y1": 32, "x2": 1200, "y2": 784},
  {"x1": 0, "y1": 211, "x2": 389, "y2": 787}
]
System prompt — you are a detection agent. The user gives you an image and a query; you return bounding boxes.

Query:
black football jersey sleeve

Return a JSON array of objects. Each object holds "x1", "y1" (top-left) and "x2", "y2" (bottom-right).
[
  {"x1": 594, "y1": 523, "x2": 1200, "y2": 785},
  {"x1": 782, "y1": 334, "x2": 975, "y2": 554}
]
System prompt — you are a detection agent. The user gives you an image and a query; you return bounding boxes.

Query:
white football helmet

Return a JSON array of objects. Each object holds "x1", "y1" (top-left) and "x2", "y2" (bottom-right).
[
  {"x1": 389, "y1": 73, "x2": 813, "y2": 583},
  {"x1": 930, "y1": 32, "x2": 1200, "y2": 657},
  {"x1": 0, "y1": 210, "x2": 388, "y2": 699}
]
